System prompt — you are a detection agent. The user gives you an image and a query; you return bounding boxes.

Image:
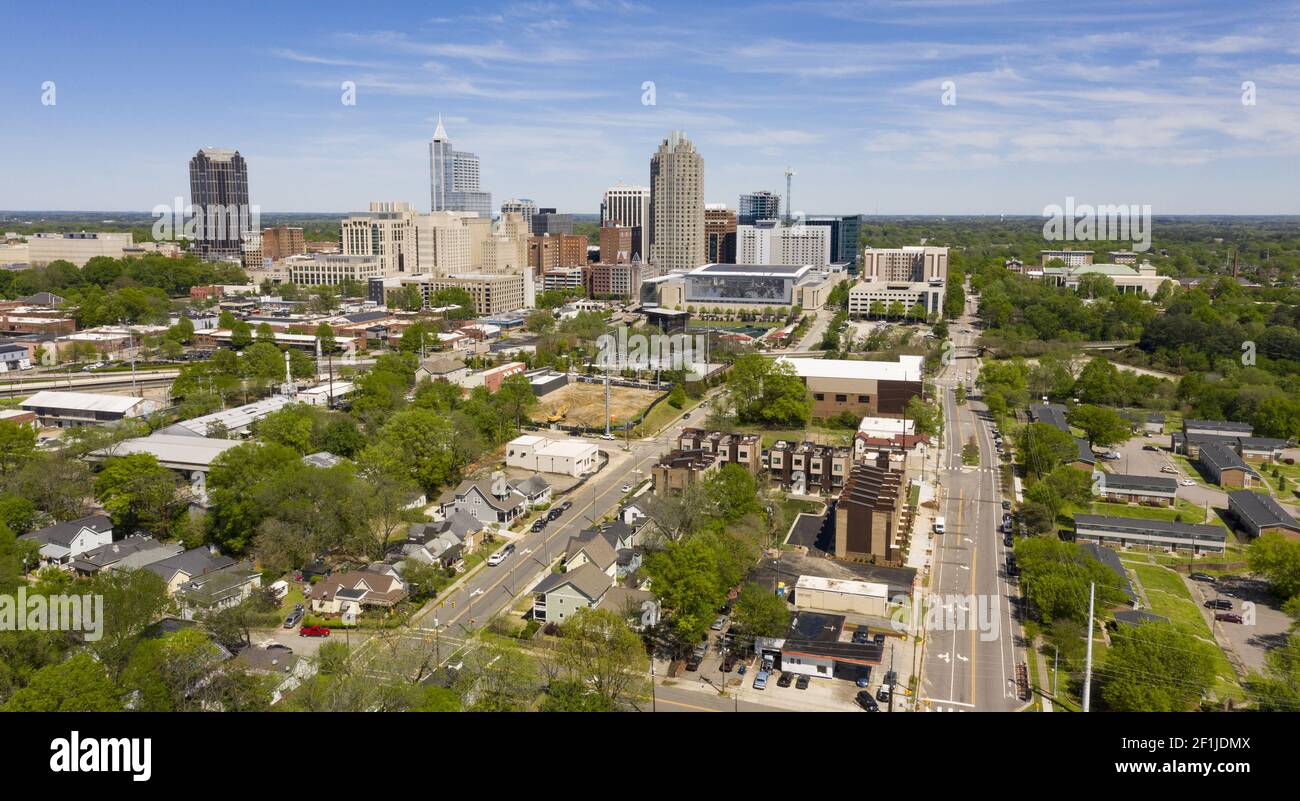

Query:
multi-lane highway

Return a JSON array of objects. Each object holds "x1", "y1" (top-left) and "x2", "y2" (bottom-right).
[{"x1": 919, "y1": 292, "x2": 1024, "y2": 712}]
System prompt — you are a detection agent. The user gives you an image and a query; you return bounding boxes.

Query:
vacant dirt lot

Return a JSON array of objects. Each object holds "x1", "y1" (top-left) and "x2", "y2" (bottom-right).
[{"x1": 534, "y1": 382, "x2": 663, "y2": 428}]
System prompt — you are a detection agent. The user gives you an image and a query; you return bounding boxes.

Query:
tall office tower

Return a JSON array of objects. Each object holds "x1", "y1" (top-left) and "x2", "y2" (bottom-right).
[
  {"x1": 738, "y1": 190, "x2": 780, "y2": 225},
  {"x1": 599, "y1": 224, "x2": 633, "y2": 264},
  {"x1": 501, "y1": 198, "x2": 537, "y2": 229},
  {"x1": 531, "y1": 208, "x2": 574, "y2": 236},
  {"x1": 601, "y1": 183, "x2": 651, "y2": 263},
  {"x1": 429, "y1": 116, "x2": 492, "y2": 216},
  {"x1": 649, "y1": 131, "x2": 706, "y2": 273},
  {"x1": 705, "y1": 204, "x2": 737, "y2": 263},
  {"x1": 188, "y1": 148, "x2": 251, "y2": 261},
  {"x1": 805, "y1": 215, "x2": 864, "y2": 269}
]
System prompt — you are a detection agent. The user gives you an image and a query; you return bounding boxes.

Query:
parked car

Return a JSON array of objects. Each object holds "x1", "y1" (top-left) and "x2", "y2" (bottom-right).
[
  {"x1": 777, "y1": 672, "x2": 794, "y2": 688},
  {"x1": 547, "y1": 508, "x2": 562, "y2": 521},
  {"x1": 299, "y1": 625, "x2": 330, "y2": 637},
  {"x1": 283, "y1": 609, "x2": 304, "y2": 629},
  {"x1": 855, "y1": 668, "x2": 872, "y2": 687},
  {"x1": 851, "y1": 628, "x2": 870, "y2": 644},
  {"x1": 720, "y1": 655, "x2": 736, "y2": 673},
  {"x1": 530, "y1": 518, "x2": 547, "y2": 533},
  {"x1": 1001, "y1": 500, "x2": 1012, "y2": 510},
  {"x1": 873, "y1": 633, "x2": 886, "y2": 646},
  {"x1": 1180, "y1": 479, "x2": 1196, "y2": 486},
  {"x1": 753, "y1": 670, "x2": 770, "y2": 690},
  {"x1": 876, "y1": 684, "x2": 893, "y2": 704},
  {"x1": 710, "y1": 615, "x2": 728, "y2": 631},
  {"x1": 795, "y1": 674, "x2": 810, "y2": 690},
  {"x1": 1143, "y1": 445, "x2": 1159, "y2": 452},
  {"x1": 1189, "y1": 572, "x2": 1217, "y2": 583},
  {"x1": 1215, "y1": 613, "x2": 1244, "y2": 624},
  {"x1": 621, "y1": 484, "x2": 632, "y2": 492},
  {"x1": 856, "y1": 691, "x2": 879, "y2": 711},
  {"x1": 1205, "y1": 599, "x2": 1233, "y2": 610},
  {"x1": 1161, "y1": 465, "x2": 1177, "y2": 474}
]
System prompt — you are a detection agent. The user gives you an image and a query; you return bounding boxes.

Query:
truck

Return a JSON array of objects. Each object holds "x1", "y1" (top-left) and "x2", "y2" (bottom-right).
[{"x1": 933, "y1": 517, "x2": 946, "y2": 535}]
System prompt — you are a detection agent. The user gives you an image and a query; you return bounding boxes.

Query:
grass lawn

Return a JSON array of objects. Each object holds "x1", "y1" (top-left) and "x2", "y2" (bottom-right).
[
  {"x1": 1255, "y1": 461, "x2": 1300, "y2": 501},
  {"x1": 633, "y1": 394, "x2": 703, "y2": 437},
  {"x1": 1125, "y1": 560, "x2": 1244, "y2": 703},
  {"x1": 1086, "y1": 499, "x2": 1214, "y2": 525}
]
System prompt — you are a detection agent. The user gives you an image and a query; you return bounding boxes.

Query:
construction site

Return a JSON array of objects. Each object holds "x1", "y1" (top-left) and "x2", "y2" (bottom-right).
[{"x1": 534, "y1": 381, "x2": 664, "y2": 429}]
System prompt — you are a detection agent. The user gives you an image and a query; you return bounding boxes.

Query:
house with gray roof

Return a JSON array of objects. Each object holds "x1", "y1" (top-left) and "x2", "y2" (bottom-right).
[
  {"x1": 1228, "y1": 490, "x2": 1300, "y2": 539},
  {"x1": 68, "y1": 534, "x2": 183, "y2": 575},
  {"x1": 508, "y1": 475, "x2": 552, "y2": 506},
  {"x1": 20, "y1": 514, "x2": 113, "y2": 567},
  {"x1": 531, "y1": 562, "x2": 615, "y2": 623},
  {"x1": 447, "y1": 477, "x2": 530, "y2": 526},
  {"x1": 174, "y1": 561, "x2": 262, "y2": 619},
  {"x1": 145, "y1": 546, "x2": 239, "y2": 594}
]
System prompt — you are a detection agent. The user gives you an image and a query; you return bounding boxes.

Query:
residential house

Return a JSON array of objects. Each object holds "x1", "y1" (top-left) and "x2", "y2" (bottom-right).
[
  {"x1": 310, "y1": 570, "x2": 409, "y2": 617},
  {"x1": 68, "y1": 535, "x2": 183, "y2": 575},
  {"x1": 1228, "y1": 490, "x2": 1300, "y2": 540},
  {"x1": 414, "y1": 354, "x2": 469, "y2": 385},
  {"x1": 174, "y1": 561, "x2": 262, "y2": 620},
  {"x1": 20, "y1": 515, "x2": 113, "y2": 568},
  {"x1": 531, "y1": 562, "x2": 616, "y2": 623},
  {"x1": 144, "y1": 546, "x2": 238, "y2": 594}
]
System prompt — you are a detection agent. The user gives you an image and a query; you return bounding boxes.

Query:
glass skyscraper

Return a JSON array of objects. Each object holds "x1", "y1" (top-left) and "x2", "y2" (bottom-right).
[
  {"x1": 738, "y1": 190, "x2": 780, "y2": 225},
  {"x1": 429, "y1": 116, "x2": 492, "y2": 217}
]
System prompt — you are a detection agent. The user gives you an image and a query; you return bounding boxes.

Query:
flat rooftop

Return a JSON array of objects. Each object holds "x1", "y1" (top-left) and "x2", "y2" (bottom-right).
[{"x1": 777, "y1": 355, "x2": 923, "y2": 383}]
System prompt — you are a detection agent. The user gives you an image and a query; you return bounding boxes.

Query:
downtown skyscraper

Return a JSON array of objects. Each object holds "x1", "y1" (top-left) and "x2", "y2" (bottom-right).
[
  {"x1": 188, "y1": 147, "x2": 251, "y2": 262},
  {"x1": 429, "y1": 116, "x2": 491, "y2": 217},
  {"x1": 649, "y1": 131, "x2": 705, "y2": 273},
  {"x1": 601, "y1": 182, "x2": 650, "y2": 262}
]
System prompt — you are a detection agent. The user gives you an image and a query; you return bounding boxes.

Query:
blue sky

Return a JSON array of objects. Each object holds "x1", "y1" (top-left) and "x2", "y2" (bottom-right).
[{"x1": 2, "y1": 0, "x2": 1299, "y2": 214}]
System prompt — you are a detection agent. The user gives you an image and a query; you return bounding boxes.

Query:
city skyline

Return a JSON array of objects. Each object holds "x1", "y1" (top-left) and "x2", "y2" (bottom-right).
[{"x1": 2, "y1": 1, "x2": 1300, "y2": 214}]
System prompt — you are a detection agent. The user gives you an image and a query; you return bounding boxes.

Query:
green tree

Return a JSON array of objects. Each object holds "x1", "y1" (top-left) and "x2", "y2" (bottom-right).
[
  {"x1": 0, "y1": 420, "x2": 36, "y2": 476},
  {"x1": 1101, "y1": 622, "x2": 1217, "y2": 711},
  {"x1": 554, "y1": 608, "x2": 650, "y2": 710},
  {"x1": 1247, "y1": 533, "x2": 1300, "y2": 601},
  {"x1": 1247, "y1": 632, "x2": 1300, "y2": 712},
  {"x1": 732, "y1": 582, "x2": 791, "y2": 638},
  {"x1": 1067, "y1": 404, "x2": 1131, "y2": 448},
  {"x1": 2, "y1": 653, "x2": 123, "y2": 712},
  {"x1": 1019, "y1": 422, "x2": 1078, "y2": 480},
  {"x1": 315, "y1": 322, "x2": 337, "y2": 354},
  {"x1": 229, "y1": 320, "x2": 253, "y2": 348},
  {"x1": 92, "y1": 452, "x2": 182, "y2": 538}
]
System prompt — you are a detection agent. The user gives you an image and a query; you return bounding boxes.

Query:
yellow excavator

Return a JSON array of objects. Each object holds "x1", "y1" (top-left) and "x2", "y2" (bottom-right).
[{"x1": 547, "y1": 402, "x2": 569, "y2": 424}]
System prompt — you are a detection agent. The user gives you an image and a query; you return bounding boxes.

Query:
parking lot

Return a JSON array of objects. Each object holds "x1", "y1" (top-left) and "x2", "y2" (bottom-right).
[
  {"x1": 1185, "y1": 574, "x2": 1293, "y2": 674},
  {"x1": 1109, "y1": 435, "x2": 1228, "y2": 510}
]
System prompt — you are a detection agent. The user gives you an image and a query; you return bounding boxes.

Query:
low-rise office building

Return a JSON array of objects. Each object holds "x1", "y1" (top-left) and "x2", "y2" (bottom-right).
[
  {"x1": 776, "y1": 355, "x2": 923, "y2": 420},
  {"x1": 1073, "y1": 514, "x2": 1227, "y2": 554},
  {"x1": 847, "y1": 279, "x2": 945, "y2": 318},
  {"x1": 506, "y1": 435, "x2": 599, "y2": 477},
  {"x1": 19, "y1": 390, "x2": 159, "y2": 427}
]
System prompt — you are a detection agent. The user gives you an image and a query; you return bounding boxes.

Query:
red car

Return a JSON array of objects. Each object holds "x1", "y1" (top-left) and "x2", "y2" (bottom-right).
[
  {"x1": 1215, "y1": 613, "x2": 1243, "y2": 624},
  {"x1": 299, "y1": 625, "x2": 331, "y2": 637}
]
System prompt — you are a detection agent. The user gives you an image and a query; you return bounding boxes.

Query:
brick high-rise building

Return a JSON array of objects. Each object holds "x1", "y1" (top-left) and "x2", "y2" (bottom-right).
[
  {"x1": 601, "y1": 183, "x2": 650, "y2": 262},
  {"x1": 599, "y1": 224, "x2": 633, "y2": 264},
  {"x1": 260, "y1": 226, "x2": 305, "y2": 261}
]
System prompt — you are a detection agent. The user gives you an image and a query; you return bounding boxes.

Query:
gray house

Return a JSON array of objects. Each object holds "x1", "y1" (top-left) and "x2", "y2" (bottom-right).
[{"x1": 531, "y1": 562, "x2": 615, "y2": 623}]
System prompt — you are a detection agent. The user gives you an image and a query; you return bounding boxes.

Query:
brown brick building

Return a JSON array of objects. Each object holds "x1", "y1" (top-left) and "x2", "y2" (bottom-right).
[
  {"x1": 599, "y1": 225, "x2": 634, "y2": 264},
  {"x1": 260, "y1": 227, "x2": 306, "y2": 261},
  {"x1": 834, "y1": 456, "x2": 909, "y2": 563}
]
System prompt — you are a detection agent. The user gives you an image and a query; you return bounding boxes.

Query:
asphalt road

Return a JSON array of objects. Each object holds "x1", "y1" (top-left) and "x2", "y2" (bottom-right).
[
  {"x1": 649, "y1": 683, "x2": 790, "y2": 713},
  {"x1": 918, "y1": 294, "x2": 1023, "y2": 712},
  {"x1": 409, "y1": 397, "x2": 707, "y2": 636}
]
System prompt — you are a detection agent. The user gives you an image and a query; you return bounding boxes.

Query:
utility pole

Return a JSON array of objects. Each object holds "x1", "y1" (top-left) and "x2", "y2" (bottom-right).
[
  {"x1": 1082, "y1": 581, "x2": 1095, "y2": 712},
  {"x1": 1053, "y1": 645, "x2": 1059, "y2": 697}
]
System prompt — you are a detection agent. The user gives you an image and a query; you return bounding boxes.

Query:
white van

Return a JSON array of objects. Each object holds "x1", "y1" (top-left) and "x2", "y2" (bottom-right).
[{"x1": 933, "y1": 517, "x2": 946, "y2": 535}]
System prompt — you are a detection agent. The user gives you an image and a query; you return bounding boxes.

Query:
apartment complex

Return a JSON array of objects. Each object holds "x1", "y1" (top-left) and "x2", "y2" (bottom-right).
[
  {"x1": 188, "y1": 147, "x2": 252, "y2": 262},
  {"x1": 428, "y1": 116, "x2": 491, "y2": 217},
  {"x1": 649, "y1": 131, "x2": 705, "y2": 272},
  {"x1": 834, "y1": 457, "x2": 909, "y2": 563}
]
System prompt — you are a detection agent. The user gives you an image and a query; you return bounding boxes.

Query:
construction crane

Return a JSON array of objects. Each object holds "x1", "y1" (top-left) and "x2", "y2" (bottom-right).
[{"x1": 783, "y1": 166, "x2": 795, "y2": 223}]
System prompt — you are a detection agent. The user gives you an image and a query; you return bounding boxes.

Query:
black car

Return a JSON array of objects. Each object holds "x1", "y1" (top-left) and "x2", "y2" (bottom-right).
[
  {"x1": 1006, "y1": 557, "x2": 1020, "y2": 577},
  {"x1": 777, "y1": 672, "x2": 794, "y2": 688},
  {"x1": 1143, "y1": 444, "x2": 1159, "y2": 451},
  {"x1": 1001, "y1": 500, "x2": 1012, "y2": 510},
  {"x1": 856, "y1": 691, "x2": 879, "y2": 712},
  {"x1": 547, "y1": 508, "x2": 562, "y2": 521},
  {"x1": 1004, "y1": 533, "x2": 1014, "y2": 548},
  {"x1": 1205, "y1": 598, "x2": 1233, "y2": 610},
  {"x1": 872, "y1": 633, "x2": 886, "y2": 646},
  {"x1": 1189, "y1": 572, "x2": 1217, "y2": 583},
  {"x1": 795, "y1": 674, "x2": 809, "y2": 690},
  {"x1": 531, "y1": 518, "x2": 547, "y2": 533},
  {"x1": 560, "y1": 500, "x2": 573, "y2": 511},
  {"x1": 851, "y1": 629, "x2": 870, "y2": 644}
]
